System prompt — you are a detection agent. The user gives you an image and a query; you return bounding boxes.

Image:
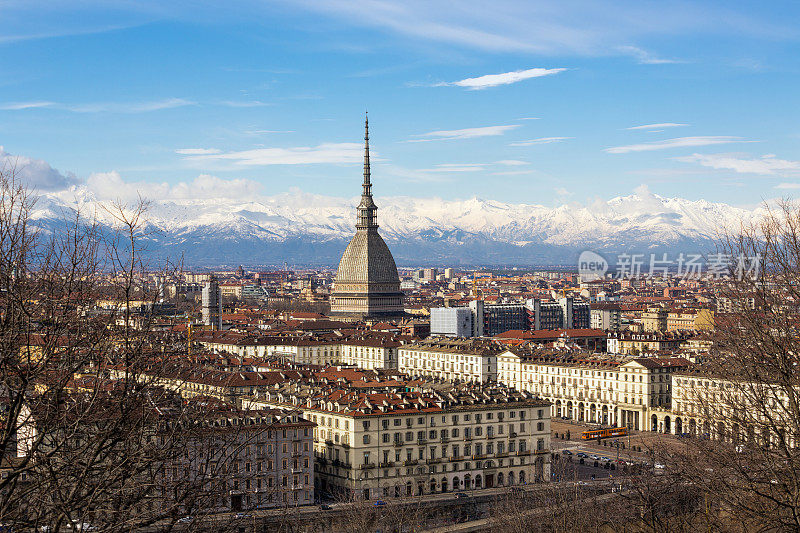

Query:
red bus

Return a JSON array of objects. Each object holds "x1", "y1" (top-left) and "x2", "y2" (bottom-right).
[{"x1": 581, "y1": 427, "x2": 628, "y2": 440}]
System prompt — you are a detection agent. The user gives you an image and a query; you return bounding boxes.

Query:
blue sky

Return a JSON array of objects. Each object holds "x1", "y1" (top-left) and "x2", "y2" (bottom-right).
[{"x1": 1, "y1": 0, "x2": 799, "y2": 207}]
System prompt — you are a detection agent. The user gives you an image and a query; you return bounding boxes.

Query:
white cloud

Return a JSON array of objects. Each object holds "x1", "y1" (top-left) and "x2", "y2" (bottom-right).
[
  {"x1": 555, "y1": 187, "x2": 573, "y2": 196},
  {"x1": 509, "y1": 137, "x2": 571, "y2": 146},
  {"x1": 2, "y1": 98, "x2": 195, "y2": 113},
  {"x1": 0, "y1": 101, "x2": 56, "y2": 110},
  {"x1": 605, "y1": 136, "x2": 746, "y2": 154},
  {"x1": 627, "y1": 123, "x2": 688, "y2": 130},
  {"x1": 618, "y1": 46, "x2": 683, "y2": 64},
  {"x1": 676, "y1": 153, "x2": 800, "y2": 175},
  {"x1": 179, "y1": 143, "x2": 365, "y2": 166},
  {"x1": 218, "y1": 100, "x2": 271, "y2": 108},
  {"x1": 495, "y1": 160, "x2": 529, "y2": 166},
  {"x1": 85, "y1": 172, "x2": 262, "y2": 201},
  {"x1": 408, "y1": 124, "x2": 520, "y2": 142},
  {"x1": 66, "y1": 98, "x2": 195, "y2": 113},
  {"x1": 437, "y1": 67, "x2": 566, "y2": 90},
  {"x1": 175, "y1": 148, "x2": 222, "y2": 155},
  {"x1": 291, "y1": 1, "x2": 790, "y2": 57},
  {"x1": 420, "y1": 164, "x2": 486, "y2": 173},
  {"x1": 492, "y1": 169, "x2": 535, "y2": 176},
  {"x1": 775, "y1": 183, "x2": 800, "y2": 190},
  {"x1": 0, "y1": 146, "x2": 80, "y2": 191}
]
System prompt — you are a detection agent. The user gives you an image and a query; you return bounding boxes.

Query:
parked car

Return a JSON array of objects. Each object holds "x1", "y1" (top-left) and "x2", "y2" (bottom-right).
[
  {"x1": 374, "y1": 500, "x2": 387, "y2": 506},
  {"x1": 320, "y1": 504, "x2": 333, "y2": 510},
  {"x1": 576, "y1": 452, "x2": 588, "y2": 458},
  {"x1": 455, "y1": 492, "x2": 469, "y2": 499},
  {"x1": 562, "y1": 450, "x2": 573, "y2": 455}
]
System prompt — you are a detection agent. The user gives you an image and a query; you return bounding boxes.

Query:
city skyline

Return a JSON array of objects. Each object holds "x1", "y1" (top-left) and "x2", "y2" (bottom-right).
[{"x1": 2, "y1": 1, "x2": 799, "y2": 209}]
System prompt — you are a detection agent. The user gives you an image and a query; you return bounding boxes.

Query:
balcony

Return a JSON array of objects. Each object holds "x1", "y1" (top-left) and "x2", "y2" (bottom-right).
[
  {"x1": 450, "y1": 455, "x2": 463, "y2": 461},
  {"x1": 379, "y1": 462, "x2": 394, "y2": 468},
  {"x1": 393, "y1": 441, "x2": 404, "y2": 447},
  {"x1": 291, "y1": 468, "x2": 303, "y2": 474},
  {"x1": 360, "y1": 463, "x2": 376, "y2": 470},
  {"x1": 417, "y1": 438, "x2": 427, "y2": 444},
  {"x1": 403, "y1": 459, "x2": 419, "y2": 466},
  {"x1": 426, "y1": 458, "x2": 441, "y2": 465},
  {"x1": 291, "y1": 451, "x2": 302, "y2": 457},
  {"x1": 486, "y1": 434, "x2": 496, "y2": 439},
  {"x1": 324, "y1": 439, "x2": 334, "y2": 446},
  {"x1": 439, "y1": 436, "x2": 450, "y2": 443},
  {"x1": 517, "y1": 450, "x2": 531, "y2": 456},
  {"x1": 464, "y1": 435, "x2": 473, "y2": 441},
  {"x1": 510, "y1": 432, "x2": 518, "y2": 438}
]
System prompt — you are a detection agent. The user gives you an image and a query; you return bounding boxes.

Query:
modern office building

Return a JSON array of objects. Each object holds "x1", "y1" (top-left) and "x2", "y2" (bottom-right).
[{"x1": 430, "y1": 307, "x2": 474, "y2": 337}]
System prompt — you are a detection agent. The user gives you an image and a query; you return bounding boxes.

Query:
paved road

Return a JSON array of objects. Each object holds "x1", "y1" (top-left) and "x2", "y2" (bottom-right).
[
  {"x1": 423, "y1": 487, "x2": 625, "y2": 533},
  {"x1": 149, "y1": 478, "x2": 618, "y2": 531}
]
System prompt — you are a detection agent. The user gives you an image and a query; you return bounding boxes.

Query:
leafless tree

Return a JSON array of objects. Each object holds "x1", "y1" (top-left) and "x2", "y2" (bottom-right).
[
  {"x1": 662, "y1": 200, "x2": 800, "y2": 531},
  {"x1": 0, "y1": 169, "x2": 265, "y2": 531}
]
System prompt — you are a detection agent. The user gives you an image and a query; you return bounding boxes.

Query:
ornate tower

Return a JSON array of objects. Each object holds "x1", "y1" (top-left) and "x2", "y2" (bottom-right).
[{"x1": 330, "y1": 115, "x2": 404, "y2": 318}]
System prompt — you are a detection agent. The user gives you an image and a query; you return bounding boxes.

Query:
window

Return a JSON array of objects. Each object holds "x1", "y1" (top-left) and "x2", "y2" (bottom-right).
[{"x1": 363, "y1": 435, "x2": 370, "y2": 445}]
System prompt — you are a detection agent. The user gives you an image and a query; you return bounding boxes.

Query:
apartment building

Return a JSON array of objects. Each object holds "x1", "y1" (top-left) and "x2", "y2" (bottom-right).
[
  {"x1": 109, "y1": 360, "x2": 310, "y2": 404},
  {"x1": 641, "y1": 307, "x2": 669, "y2": 332},
  {"x1": 590, "y1": 304, "x2": 622, "y2": 331},
  {"x1": 469, "y1": 300, "x2": 528, "y2": 337},
  {"x1": 241, "y1": 370, "x2": 550, "y2": 500},
  {"x1": 16, "y1": 395, "x2": 316, "y2": 513},
  {"x1": 526, "y1": 297, "x2": 591, "y2": 331},
  {"x1": 398, "y1": 337, "x2": 503, "y2": 383},
  {"x1": 195, "y1": 332, "x2": 406, "y2": 370},
  {"x1": 669, "y1": 370, "x2": 796, "y2": 446},
  {"x1": 606, "y1": 331, "x2": 693, "y2": 355},
  {"x1": 496, "y1": 348, "x2": 690, "y2": 431},
  {"x1": 338, "y1": 336, "x2": 402, "y2": 369},
  {"x1": 666, "y1": 308, "x2": 715, "y2": 332}
]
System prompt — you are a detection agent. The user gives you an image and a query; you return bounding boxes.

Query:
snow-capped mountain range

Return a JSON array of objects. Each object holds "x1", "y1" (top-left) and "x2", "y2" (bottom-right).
[{"x1": 29, "y1": 186, "x2": 764, "y2": 267}]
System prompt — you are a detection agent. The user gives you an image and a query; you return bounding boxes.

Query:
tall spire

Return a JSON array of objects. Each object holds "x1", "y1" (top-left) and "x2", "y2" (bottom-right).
[
  {"x1": 362, "y1": 111, "x2": 371, "y2": 197},
  {"x1": 357, "y1": 112, "x2": 378, "y2": 230}
]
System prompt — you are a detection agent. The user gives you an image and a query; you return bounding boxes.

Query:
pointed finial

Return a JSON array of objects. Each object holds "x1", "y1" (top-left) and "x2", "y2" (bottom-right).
[{"x1": 363, "y1": 112, "x2": 371, "y2": 188}]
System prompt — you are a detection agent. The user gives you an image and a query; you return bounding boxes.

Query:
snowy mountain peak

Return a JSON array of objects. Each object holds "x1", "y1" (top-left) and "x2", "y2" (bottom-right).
[{"x1": 28, "y1": 187, "x2": 763, "y2": 266}]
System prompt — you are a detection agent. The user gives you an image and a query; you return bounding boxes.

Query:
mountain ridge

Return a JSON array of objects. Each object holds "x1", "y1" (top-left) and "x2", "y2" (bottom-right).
[{"x1": 29, "y1": 187, "x2": 764, "y2": 267}]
